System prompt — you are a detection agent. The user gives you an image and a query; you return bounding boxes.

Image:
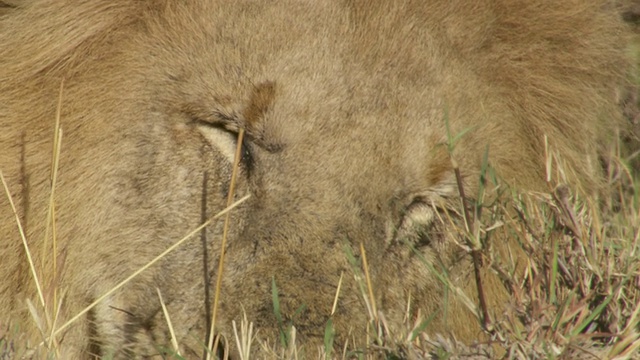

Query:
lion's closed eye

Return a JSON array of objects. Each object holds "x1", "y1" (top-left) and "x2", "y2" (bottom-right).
[
  {"x1": 197, "y1": 123, "x2": 240, "y2": 164},
  {"x1": 195, "y1": 119, "x2": 253, "y2": 171}
]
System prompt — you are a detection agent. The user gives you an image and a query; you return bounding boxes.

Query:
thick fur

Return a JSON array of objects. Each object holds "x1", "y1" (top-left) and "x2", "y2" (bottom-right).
[{"x1": 0, "y1": 0, "x2": 629, "y2": 358}]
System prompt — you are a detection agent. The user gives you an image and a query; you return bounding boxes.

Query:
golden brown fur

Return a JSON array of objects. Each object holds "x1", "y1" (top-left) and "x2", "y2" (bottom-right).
[{"x1": 0, "y1": 0, "x2": 629, "y2": 358}]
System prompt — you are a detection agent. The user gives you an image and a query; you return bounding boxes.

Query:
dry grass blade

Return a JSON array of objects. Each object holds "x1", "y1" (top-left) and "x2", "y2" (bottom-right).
[
  {"x1": 156, "y1": 288, "x2": 181, "y2": 357},
  {"x1": 286, "y1": 325, "x2": 298, "y2": 360},
  {"x1": 212, "y1": 333, "x2": 229, "y2": 360},
  {"x1": 331, "y1": 271, "x2": 344, "y2": 316},
  {"x1": 25, "y1": 299, "x2": 45, "y2": 341},
  {"x1": 42, "y1": 80, "x2": 64, "y2": 326},
  {"x1": 207, "y1": 128, "x2": 246, "y2": 359},
  {"x1": 0, "y1": 171, "x2": 47, "y2": 317},
  {"x1": 359, "y1": 242, "x2": 377, "y2": 320},
  {"x1": 232, "y1": 310, "x2": 255, "y2": 360}
]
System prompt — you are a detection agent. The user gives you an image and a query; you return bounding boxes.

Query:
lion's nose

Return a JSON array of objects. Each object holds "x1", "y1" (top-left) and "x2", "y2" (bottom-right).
[
  {"x1": 269, "y1": 280, "x2": 334, "y2": 324},
  {"x1": 222, "y1": 247, "x2": 341, "y2": 327}
]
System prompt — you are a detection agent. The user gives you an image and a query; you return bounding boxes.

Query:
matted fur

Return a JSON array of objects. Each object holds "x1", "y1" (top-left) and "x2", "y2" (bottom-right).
[{"x1": 0, "y1": 0, "x2": 629, "y2": 358}]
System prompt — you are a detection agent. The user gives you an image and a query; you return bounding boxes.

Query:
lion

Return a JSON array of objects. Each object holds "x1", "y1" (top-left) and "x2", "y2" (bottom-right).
[{"x1": 0, "y1": 0, "x2": 630, "y2": 358}]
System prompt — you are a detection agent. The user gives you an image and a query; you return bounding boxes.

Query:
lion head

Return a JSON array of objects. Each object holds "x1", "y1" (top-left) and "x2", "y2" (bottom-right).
[{"x1": 0, "y1": 0, "x2": 629, "y2": 358}]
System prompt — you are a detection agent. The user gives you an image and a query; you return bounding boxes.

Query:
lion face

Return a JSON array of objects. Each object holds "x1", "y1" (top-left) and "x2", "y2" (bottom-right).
[{"x1": 0, "y1": 0, "x2": 628, "y2": 358}]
